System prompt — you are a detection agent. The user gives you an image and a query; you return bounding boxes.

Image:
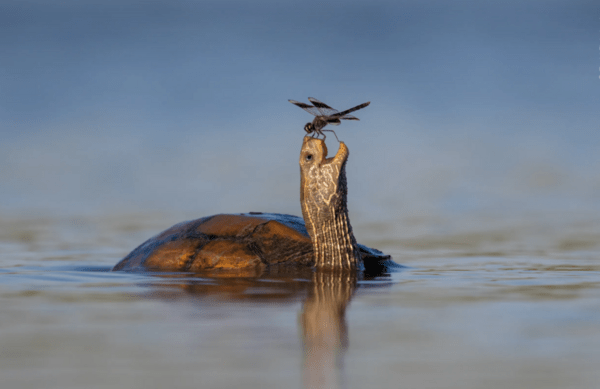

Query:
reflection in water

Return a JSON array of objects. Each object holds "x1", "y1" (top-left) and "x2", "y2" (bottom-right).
[
  {"x1": 301, "y1": 271, "x2": 357, "y2": 389},
  {"x1": 143, "y1": 267, "x2": 387, "y2": 389}
]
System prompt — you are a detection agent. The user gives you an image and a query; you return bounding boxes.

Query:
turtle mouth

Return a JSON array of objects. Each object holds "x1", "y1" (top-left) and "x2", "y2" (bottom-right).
[
  {"x1": 315, "y1": 138, "x2": 348, "y2": 166},
  {"x1": 327, "y1": 139, "x2": 348, "y2": 166}
]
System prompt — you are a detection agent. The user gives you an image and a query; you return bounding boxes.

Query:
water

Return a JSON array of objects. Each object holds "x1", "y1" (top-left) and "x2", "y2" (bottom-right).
[
  {"x1": 1, "y1": 211, "x2": 599, "y2": 389},
  {"x1": 1, "y1": 1, "x2": 599, "y2": 387}
]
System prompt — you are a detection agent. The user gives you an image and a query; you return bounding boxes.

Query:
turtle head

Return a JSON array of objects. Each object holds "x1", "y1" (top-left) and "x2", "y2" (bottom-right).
[
  {"x1": 299, "y1": 136, "x2": 348, "y2": 179},
  {"x1": 299, "y1": 136, "x2": 358, "y2": 270}
]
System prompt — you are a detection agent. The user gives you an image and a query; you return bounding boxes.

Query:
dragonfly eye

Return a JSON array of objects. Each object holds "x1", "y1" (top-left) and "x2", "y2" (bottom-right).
[{"x1": 304, "y1": 124, "x2": 313, "y2": 133}]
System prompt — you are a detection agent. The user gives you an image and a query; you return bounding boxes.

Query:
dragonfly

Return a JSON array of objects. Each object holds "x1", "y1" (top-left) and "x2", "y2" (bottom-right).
[{"x1": 288, "y1": 97, "x2": 370, "y2": 141}]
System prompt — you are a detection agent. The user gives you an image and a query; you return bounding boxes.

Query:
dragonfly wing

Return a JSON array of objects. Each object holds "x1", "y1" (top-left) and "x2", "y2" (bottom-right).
[
  {"x1": 289, "y1": 99, "x2": 321, "y2": 117},
  {"x1": 308, "y1": 97, "x2": 340, "y2": 117},
  {"x1": 331, "y1": 101, "x2": 370, "y2": 118}
]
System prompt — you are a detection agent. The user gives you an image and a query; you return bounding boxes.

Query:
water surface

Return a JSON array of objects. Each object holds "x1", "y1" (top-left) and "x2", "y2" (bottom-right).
[{"x1": 1, "y1": 212, "x2": 599, "y2": 389}]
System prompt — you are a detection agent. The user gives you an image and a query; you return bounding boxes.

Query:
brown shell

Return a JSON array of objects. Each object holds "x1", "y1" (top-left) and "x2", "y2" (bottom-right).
[
  {"x1": 113, "y1": 212, "x2": 391, "y2": 272},
  {"x1": 113, "y1": 213, "x2": 314, "y2": 272}
]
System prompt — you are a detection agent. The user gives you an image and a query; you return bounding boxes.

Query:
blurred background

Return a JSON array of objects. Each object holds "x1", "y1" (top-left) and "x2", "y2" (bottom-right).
[{"x1": 1, "y1": 0, "x2": 599, "y2": 231}]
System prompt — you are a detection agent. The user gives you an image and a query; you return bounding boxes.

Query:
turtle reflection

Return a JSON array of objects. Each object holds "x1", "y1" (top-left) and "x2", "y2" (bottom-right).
[
  {"x1": 143, "y1": 268, "x2": 392, "y2": 389},
  {"x1": 301, "y1": 270, "x2": 356, "y2": 389}
]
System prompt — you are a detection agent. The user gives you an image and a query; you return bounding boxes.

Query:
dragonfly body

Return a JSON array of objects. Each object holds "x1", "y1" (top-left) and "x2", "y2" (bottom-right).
[{"x1": 289, "y1": 97, "x2": 370, "y2": 140}]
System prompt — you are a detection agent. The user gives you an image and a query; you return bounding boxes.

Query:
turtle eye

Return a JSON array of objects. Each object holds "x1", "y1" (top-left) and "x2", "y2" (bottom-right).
[{"x1": 305, "y1": 154, "x2": 312, "y2": 161}]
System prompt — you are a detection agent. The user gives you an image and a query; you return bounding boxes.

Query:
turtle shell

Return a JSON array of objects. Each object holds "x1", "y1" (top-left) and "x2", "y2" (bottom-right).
[{"x1": 112, "y1": 212, "x2": 391, "y2": 273}]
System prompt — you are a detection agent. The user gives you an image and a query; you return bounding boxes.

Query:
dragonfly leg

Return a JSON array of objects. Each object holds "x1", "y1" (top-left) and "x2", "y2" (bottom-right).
[
  {"x1": 314, "y1": 128, "x2": 326, "y2": 140},
  {"x1": 322, "y1": 129, "x2": 340, "y2": 142}
]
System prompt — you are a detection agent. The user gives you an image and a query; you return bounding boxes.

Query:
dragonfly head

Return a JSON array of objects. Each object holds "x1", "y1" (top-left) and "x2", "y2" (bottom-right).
[{"x1": 304, "y1": 123, "x2": 314, "y2": 134}]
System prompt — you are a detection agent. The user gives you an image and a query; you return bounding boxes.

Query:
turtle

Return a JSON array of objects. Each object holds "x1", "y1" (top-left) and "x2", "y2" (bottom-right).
[{"x1": 113, "y1": 136, "x2": 395, "y2": 273}]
